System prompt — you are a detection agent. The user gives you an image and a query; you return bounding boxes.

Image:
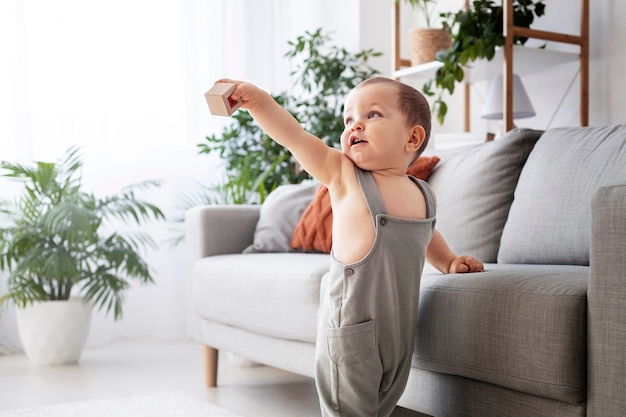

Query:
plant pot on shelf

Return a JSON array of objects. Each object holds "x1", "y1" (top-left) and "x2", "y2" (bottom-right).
[
  {"x1": 408, "y1": 28, "x2": 451, "y2": 66},
  {"x1": 16, "y1": 297, "x2": 93, "y2": 366}
]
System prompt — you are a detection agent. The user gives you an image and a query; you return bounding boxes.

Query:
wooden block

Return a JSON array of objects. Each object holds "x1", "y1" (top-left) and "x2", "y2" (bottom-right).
[{"x1": 204, "y1": 83, "x2": 242, "y2": 116}]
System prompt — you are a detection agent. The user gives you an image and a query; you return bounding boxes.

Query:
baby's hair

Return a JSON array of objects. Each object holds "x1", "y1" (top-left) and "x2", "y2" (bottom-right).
[{"x1": 354, "y1": 77, "x2": 432, "y2": 162}]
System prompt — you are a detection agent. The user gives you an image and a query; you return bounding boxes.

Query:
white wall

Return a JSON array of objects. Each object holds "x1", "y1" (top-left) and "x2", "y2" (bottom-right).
[{"x1": 0, "y1": 0, "x2": 377, "y2": 351}]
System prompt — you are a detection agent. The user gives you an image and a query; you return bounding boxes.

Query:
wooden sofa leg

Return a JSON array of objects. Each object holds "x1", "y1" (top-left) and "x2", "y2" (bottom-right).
[{"x1": 201, "y1": 344, "x2": 219, "y2": 387}]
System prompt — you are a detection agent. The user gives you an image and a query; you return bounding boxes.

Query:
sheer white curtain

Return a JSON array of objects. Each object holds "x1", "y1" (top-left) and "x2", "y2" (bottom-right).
[{"x1": 0, "y1": 0, "x2": 338, "y2": 351}]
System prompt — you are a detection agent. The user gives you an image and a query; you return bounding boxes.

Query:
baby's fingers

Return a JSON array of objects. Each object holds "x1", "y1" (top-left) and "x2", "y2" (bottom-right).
[
  {"x1": 214, "y1": 78, "x2": 237, "y2": 85},
  {"x1": 449, "y1": 261, "x2": 469, "y2": 274},
  {"x1": 213, "y1": 79, "x2": 242, "y2": 97},
  {"x1": 467, "y1": 259, "x2": 484, "y2": 273}
]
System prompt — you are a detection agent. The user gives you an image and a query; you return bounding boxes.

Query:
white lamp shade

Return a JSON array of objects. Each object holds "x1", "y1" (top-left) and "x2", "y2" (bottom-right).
[{"x1": 480, "y1": 74, "x2": 536, "y2": 120}]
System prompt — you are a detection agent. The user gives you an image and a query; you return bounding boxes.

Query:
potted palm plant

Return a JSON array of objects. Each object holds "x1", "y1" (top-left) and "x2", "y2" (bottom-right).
[{"x1": 0, "y1": 146, "x2": 165, "y2": 365}]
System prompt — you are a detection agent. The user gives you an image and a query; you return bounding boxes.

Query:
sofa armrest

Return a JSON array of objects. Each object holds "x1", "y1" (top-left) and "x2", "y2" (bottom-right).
[
  {"x1": 185, "y1": 204, "x2": 260, "y2": 260},
  {"x1": 588, "y1": 184, "x2": 626, "y2": 417}
]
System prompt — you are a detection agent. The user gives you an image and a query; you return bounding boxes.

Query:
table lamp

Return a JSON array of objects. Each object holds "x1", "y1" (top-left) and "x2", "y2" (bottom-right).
[{"x1": 480, "y1": 73, "x2": 536, "y2": 121}]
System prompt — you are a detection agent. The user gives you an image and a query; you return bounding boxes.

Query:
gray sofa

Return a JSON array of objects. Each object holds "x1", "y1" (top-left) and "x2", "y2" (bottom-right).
[{"x1": 185, "y1": 124, "x2": 626, "y2": 417}]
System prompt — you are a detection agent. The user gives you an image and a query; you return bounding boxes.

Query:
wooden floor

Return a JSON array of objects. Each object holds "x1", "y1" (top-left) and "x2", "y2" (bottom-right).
[{"x1": 0, "y1": 339, "x2": 427, "y2": 417}]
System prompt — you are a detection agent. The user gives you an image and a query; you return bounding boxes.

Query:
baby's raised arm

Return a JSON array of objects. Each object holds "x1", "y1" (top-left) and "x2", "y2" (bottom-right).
[{"x1": 216, "y1": 79, "x2": 343, "y2": 186}]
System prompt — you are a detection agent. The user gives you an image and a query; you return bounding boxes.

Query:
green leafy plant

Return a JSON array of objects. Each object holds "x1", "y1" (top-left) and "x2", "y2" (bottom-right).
[
  {"x1": 0, "y1": 146, "x2": 165, "y2": 320},
  {"x1": 423, "y1": 0, "x2": 546, "y2": 124},
  {"x1": 198, "y1": 94, "x2": 298, "y2": 205},
  {"x1": 197, "y1": 28, "x2": 381, "y2": 204}
]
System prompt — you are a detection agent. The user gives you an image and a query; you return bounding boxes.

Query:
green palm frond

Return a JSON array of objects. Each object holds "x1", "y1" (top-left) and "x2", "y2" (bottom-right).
[{"x1": 0, "y1": 146, "x2": 164, "y2": 320}]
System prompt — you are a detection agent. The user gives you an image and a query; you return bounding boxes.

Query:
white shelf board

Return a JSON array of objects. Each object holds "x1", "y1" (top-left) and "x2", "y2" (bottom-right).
[
  {"x1": 393, "y1": 61, "x2": 443, "y2": 80},
  {"x1": 393, "y1": 45, "x2": 580, "y2": 83}
]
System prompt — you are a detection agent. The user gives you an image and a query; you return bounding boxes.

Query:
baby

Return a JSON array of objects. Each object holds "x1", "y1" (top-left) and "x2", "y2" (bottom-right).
[{"x1": 214, "y1": 76, "x2": 483, "y2": 416}]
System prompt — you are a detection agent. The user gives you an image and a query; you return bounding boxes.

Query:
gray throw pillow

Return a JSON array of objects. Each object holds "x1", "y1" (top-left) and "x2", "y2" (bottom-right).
[
  {"x1": 498, "y1": 124, "x2": 626, "y2": 265},
  {"x1": 243, "y1": 181, "x2": 319, "y2": 253},
  {"x1": 427, "y1": 128, "x2": 543, "y2": 263}
]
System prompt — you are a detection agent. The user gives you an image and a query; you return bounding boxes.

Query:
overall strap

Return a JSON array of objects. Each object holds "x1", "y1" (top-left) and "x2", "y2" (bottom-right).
[
  {"x1": 410, "y1": 176, "x2": 437, "y2": 219},
  {"x1": 355, "y1": 167, "x2": 387, "y2": 221}
]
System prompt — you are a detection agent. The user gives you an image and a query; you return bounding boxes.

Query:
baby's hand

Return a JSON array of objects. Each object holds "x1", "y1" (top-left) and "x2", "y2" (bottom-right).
[
  {"x1": 214, "y1": 79, "x2": 262, "y2": 111},
  {"x1": 449, "y1": 255, "x2": 484, "y2": 274}
]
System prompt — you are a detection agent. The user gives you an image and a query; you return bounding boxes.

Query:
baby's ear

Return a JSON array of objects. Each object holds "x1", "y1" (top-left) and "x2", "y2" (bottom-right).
[{"x1": 406, "y1": 125, "x2": 426, "y2": 153}]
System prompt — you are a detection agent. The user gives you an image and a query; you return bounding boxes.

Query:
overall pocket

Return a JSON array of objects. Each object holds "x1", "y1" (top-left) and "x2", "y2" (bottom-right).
[{"x1": 327, "y1": 319, "x2": 376, "y2": 366}]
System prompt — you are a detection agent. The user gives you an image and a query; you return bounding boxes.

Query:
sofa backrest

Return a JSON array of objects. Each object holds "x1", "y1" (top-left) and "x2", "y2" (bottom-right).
[
  {"x1": 426, "y1": 128, "x2": 543, "y2": 263},
  {"x1": 497, "y1": 124, "x2": 626, "y2": 266}
]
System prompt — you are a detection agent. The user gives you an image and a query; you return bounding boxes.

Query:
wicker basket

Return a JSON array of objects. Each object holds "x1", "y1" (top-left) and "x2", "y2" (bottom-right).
[{"x1": 408, "y1": 28, "x2": 451, "y2": 66}]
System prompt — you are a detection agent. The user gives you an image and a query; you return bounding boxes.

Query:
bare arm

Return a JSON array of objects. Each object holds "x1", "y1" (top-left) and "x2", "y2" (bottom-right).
[
  {"x1": 426, "y1": 229, "x2": 484, "y2": 274},
  {"x1": 220, "y1": 79, "x2": 343, "y2": 186}
]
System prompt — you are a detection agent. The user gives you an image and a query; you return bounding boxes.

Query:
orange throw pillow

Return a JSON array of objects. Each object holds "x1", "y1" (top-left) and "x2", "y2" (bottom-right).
[
  {"x1": 290, "y1": 184, "x2": 334, "y2": 253},
  {"x1": 406, "y1": 155, "x2": 441, "y2": 179},
  {"x1": 290, "y1": 155, "x2": 440, "y2": 253}
]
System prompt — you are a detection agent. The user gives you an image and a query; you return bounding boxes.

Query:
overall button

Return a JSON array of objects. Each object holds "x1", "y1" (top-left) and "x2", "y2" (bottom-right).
[{"x1": 380, "y1": 217, "x2": 387, "y2": 225}]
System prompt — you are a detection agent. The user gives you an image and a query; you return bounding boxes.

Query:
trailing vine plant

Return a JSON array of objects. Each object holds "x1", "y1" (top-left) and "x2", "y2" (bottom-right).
[{"x1": 423, "y1": 0, "x2": 546, "y2": 124}]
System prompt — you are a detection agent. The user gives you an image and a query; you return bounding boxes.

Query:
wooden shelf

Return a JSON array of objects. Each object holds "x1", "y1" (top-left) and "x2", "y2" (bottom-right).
[
  {"x1": 392, "y1": 0, "x2": 589, "y2": 132},
  {"x1": 393, "y1": 45, "x2": 580, "y2": 83}
]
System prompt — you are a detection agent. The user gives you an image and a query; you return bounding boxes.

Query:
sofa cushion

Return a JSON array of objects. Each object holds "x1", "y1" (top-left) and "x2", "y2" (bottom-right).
[
  {"x1": 426, "y1": 128, "x2": 543, "y2": 263},
  {"x1": 413, "y1": 264, "x2": 588, "y2": 404},
  {"x1": 243, "y1": 181, "x2": 319, "y2": 253},
  {"x1": 498, "y1": 124, "x2": 626, "y2": 265},
  {"x1": 192, "y1": 252, "x2": 329, "y2": 343}
]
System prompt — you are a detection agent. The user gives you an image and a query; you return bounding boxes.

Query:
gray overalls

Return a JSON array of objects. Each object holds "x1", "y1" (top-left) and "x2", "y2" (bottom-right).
[{"x1": 315, "y1": 167, "x2": 436, "y2": 417}]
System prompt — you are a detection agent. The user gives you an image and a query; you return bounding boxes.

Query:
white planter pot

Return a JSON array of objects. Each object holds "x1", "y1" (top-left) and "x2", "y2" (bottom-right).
[{"x1": 16, "y1": 296, "x2": 93, "y2": 366}]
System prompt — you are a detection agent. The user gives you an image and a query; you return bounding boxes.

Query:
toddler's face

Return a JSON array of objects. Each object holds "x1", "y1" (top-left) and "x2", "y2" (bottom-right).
[{"x1": 341, "y1": 83, "x2": 413, "y2": 170}]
